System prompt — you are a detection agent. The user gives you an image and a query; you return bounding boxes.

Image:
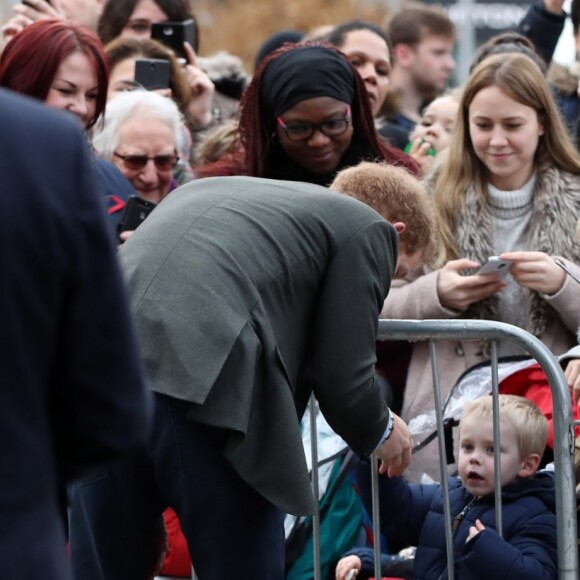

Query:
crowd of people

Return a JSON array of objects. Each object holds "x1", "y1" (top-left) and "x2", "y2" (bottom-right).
[{"x1": 2, "y1": 0, "x2": 580, "y2": 578}]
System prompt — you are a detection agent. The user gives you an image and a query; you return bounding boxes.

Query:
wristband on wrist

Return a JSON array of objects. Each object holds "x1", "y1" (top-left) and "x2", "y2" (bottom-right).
[
  {"x1": 373, "y1": 409, "x2": 395, "y2": 453},
  {"x1": 384, "y1": 410, "x2": 395, "y2": 441}
]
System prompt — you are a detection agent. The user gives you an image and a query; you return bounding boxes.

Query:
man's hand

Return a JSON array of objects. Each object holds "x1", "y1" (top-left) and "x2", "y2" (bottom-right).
[{"x1": 374, "y1": 413, "x2": 413, "y2": 477}]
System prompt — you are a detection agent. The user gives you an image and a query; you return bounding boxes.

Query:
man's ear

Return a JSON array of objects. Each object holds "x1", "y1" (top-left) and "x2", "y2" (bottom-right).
[
  {"x1": 392, "y1": 43, "x2": 414, "y2": 67},
  {"x1": 392, "y1": 221, "x2": 406, "y2": 234},
  {"x1": 518, "y1": 453, "x2": 541, "y2": 478}
]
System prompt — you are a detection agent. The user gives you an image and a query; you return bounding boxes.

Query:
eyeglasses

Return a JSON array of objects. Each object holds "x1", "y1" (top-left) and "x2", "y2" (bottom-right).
[
  {"x1": 276, "y1": 107, "x2": 351, "y2": 141},
  {"x1": 114, "y1": 151, "x2": 179, "y2": 171}
]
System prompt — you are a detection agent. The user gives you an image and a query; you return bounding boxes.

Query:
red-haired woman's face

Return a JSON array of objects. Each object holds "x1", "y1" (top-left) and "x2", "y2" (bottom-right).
[
  {"x1": 275, "y1": 96, "x2": 354, "y2": 175},
  {"x1": 45, "y1": 51, "x2": 99, "y2": 128}
]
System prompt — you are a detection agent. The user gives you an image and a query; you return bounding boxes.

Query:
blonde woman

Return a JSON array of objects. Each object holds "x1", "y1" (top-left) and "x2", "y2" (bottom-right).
[{"x1": 382, "y1": 53, "x2": 580, "y2": 482}]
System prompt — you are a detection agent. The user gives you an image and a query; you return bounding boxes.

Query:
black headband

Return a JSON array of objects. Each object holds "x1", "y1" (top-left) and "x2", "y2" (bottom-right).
[{"x1": 259, "y1": 45, "x2": 356, "y2": 119}]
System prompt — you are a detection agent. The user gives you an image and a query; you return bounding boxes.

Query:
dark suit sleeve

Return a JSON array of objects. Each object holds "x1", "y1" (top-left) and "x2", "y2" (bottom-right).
[
  {"x1": 517, "y1": 1, "x2": 565, "y2": 65},
  {"x1": 49, "y1": 127, "x2": 152, "y2": 482},
  {"x1": 302, "y1": 220, "x2": 397, "y2": 456}
]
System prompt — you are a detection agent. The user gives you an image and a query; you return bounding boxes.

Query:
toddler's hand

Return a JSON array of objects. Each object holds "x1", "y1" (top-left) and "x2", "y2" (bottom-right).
[
  {"x1": 335, "y1": 555, "x2": 361, "y2": 580},
  {"x1": 466, "y1": 519, "x2": 485, "y2": 543}
]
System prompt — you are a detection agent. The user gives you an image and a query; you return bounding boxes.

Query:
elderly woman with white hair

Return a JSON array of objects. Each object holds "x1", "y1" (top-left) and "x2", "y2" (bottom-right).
[{"x1": 93, "y1": 89, "x2": 186, "y2": 204}]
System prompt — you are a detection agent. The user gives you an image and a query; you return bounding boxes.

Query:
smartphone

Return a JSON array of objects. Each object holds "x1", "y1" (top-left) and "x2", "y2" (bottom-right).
[
  {"x1": 151, "y1": 19, "x2": 197, "y2": 61},
  {"x1": 134, "y1": 58, "x2": 171, "y2": 91},
  {"x1": 476, "y1": 256, "x2": 512, "y2": 278},
  {"x1": 117, "y1": 196, "x2": 157, "y2": 235}
]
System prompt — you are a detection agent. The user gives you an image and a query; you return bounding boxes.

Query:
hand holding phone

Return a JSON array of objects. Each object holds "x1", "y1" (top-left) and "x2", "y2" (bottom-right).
[
  {"x1": 117, "y1": 196, "x2": 157, "y2": 237},
  {"x1": 151, "y1": 19, "x2": 197, "y2": 61},
  {"x1": 476, "y1": 256, "x2": 513, "y2": 279}
]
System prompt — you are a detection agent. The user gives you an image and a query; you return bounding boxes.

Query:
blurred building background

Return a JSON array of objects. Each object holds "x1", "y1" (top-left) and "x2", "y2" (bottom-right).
[{"x1": 0, "y1": 0, "x2": 576, "y2": 82}]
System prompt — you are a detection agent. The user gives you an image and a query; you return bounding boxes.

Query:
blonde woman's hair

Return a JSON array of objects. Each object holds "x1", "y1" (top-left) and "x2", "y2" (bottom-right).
[
  {"x1": 432, "y1": 53, "x2": 580, "y2": 265},
  {"x1": 461, "y1": 395, "x2": 548, "y2": 460}
]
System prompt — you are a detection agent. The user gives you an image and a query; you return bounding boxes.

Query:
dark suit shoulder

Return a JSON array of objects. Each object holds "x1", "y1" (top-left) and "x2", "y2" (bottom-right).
[{"x1": 0, "y1": 89, "x2": 81, "y2": 140}]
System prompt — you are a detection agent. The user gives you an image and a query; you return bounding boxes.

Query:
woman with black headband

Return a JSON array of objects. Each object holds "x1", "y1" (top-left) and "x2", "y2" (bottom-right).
[{"x1": 195, "y1": 42, "x2": 417, "y2": 182}]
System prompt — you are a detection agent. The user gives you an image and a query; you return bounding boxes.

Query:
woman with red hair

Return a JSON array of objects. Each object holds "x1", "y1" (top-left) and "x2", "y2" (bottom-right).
[
  {"x1": 0, "y1": 19, "x2": 134, "y2": 228},
  {"x1": 196, "y1": 42, "x2": 417, "y2": 183}
]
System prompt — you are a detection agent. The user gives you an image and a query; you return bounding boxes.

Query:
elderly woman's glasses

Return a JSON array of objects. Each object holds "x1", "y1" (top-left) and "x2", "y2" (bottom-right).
[
  {"x1": 114, "y1": 151, "x2": 179, "y2": 171},
  {"x1": 276, "y1": 107, "x2": 351, "y2": 141}
]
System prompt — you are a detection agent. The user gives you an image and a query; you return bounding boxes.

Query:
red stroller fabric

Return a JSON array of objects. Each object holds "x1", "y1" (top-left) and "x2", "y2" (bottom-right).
[{"x1": 499, "y1": 362, "x2": 580, "y2": 448}]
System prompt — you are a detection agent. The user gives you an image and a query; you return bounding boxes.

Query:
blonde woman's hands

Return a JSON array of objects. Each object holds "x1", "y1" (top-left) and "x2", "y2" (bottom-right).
[
  {"x1": 182, "y1": 42, "x2": 215, "y2": 130},
  {"x1": 500, "y1": 251, "x2": 566, "y2": 295},
  {"x1": 437, "y1": 258, "x2": 506, "y2": 311}
]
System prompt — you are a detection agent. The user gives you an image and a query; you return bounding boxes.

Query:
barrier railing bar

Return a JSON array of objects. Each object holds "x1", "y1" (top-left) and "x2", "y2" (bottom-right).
[
  {"x1": 370, "y1": 455, "x2": 382, "y2": 580},
  {"x1": 429, "y1": 340, "x2": 456, "y2": 580},
  {"x1": 490, "y1": 341, "x2": 504, "y2": 536},
  {"x1": 309, "y1": 393, "x2": 322, "y2": 580}
]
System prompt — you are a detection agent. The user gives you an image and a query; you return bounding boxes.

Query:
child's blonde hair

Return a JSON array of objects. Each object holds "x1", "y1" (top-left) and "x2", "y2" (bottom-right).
[
  {"x1": 330, "y1": 161, "x2": 436, "y2": 264},
  {"x1": 461, "y1": 395, "x2": 548, "y2": 460},
  {"x1": 193, "y1": 119, "x2": 241, "y2": 166}
]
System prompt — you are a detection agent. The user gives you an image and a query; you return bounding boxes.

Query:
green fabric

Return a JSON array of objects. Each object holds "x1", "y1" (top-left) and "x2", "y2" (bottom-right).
[{"x1": 286, "y1": 458, "x2": 363, "y2": 580}]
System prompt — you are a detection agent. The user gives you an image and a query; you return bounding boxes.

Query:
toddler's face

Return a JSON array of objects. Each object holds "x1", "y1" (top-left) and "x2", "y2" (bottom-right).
[
  {"x1": 409, "y1": 95, "x2": 459, "y2": 154},
  {"x1": 457, "y1": 415, "x2": 524, "y2": 496}
]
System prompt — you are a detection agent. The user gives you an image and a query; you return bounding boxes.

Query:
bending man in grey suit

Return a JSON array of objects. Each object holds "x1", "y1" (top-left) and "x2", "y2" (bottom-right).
[{"x1": 69, "y1": 175, "x2": 413, "y2": 579}]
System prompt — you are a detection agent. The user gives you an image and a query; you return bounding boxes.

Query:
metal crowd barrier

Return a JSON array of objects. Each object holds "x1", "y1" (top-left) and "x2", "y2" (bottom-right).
[{"x1": 307, "y1": 319, "x2": 578, "y2": 580}]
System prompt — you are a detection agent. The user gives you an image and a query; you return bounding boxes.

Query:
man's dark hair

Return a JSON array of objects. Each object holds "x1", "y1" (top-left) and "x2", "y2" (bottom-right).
[{"x1": 386, "y1": 3, "x2": 455, "y2": 47}]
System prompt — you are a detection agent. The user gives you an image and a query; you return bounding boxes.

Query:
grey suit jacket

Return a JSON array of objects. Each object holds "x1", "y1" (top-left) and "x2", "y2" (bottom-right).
[{"x1": 120, "y1": 176, "x2": 398, "y2": 515}]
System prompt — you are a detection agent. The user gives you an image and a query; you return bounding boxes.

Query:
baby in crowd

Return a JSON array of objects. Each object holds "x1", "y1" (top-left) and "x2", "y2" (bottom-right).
[
  {"x1": 336, "y1": 395, "x2": 557, "y2": 579},
  {"x1": 404, "y1": 90, "x2": 461, "y2": 176}
]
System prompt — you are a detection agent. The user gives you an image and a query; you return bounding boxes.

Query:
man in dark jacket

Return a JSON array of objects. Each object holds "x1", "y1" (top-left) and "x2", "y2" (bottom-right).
[
  {"x1": 0, "y1": 88, "x2": 151, "y2": 580},
  {"x1": 68, "y1": 175, "x2": 413, "y2": 579}
]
